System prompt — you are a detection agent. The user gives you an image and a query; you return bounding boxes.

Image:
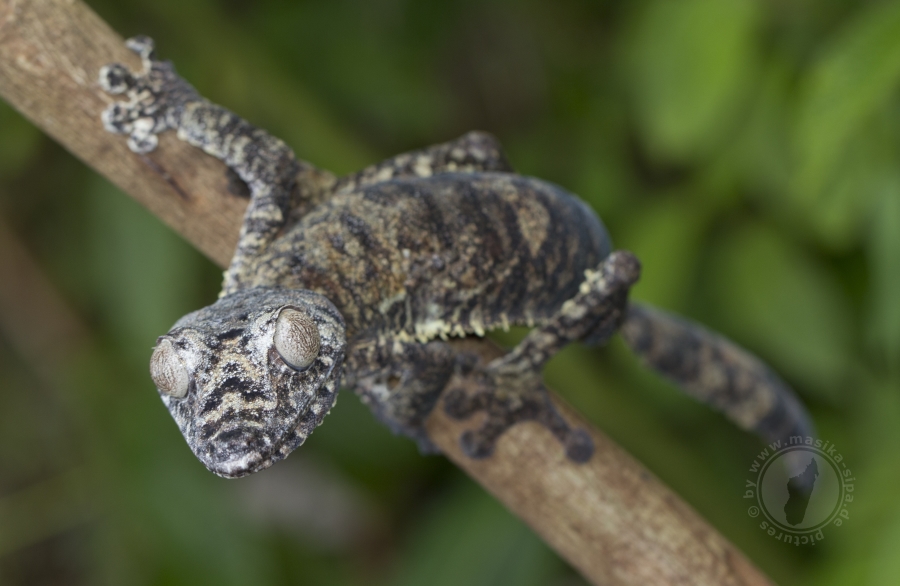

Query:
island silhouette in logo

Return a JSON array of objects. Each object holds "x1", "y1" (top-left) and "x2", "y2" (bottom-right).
[{"x1": 784, "y1": 457, "x2": 819, "y2": 525}]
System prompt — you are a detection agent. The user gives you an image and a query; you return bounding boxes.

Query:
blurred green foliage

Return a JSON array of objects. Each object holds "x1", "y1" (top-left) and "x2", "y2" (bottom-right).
[{"x1": 1, "y1": 0, "x2": 899, "y2": 584}]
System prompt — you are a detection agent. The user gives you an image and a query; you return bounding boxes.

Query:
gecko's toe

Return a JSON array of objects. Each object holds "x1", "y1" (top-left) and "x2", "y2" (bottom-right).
[
  {"x1": 564, "y1": 429, "x2": 594, "y2": 463},
  {"x1": 127, "y1": 128, "x2": 159, "y2": 154},
  {"x1": 98, "y1": 63, "x2": 134, "y2": 94},
  {"x1": 125, "y1": 35, "x2": 156, "y2": 60},
  {"x1": 100, "y1": 103, "x2": 132, "y2": 133}
]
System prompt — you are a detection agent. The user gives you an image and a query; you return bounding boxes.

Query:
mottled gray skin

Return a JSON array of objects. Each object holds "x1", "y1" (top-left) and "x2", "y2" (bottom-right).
[{"x1": 100, "y1": 37, "x2": 815, "y2": 478}]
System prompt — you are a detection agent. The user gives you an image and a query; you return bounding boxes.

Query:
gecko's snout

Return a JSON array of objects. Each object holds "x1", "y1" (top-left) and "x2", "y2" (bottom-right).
[{"x1": 202, "y1": 427, "x2": 269, "y2": 478}]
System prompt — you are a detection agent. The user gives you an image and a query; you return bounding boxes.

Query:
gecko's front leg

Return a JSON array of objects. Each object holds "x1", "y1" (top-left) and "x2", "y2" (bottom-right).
[
  {"x1": 346, "y1": 338, "x2": 461, "y2": 454},
  {"x1": 99, "y1": 36, "x2": 325, "y2": 293},
  {"x1": 444, "y1": 251, "x2": 642, "y2": 462}
]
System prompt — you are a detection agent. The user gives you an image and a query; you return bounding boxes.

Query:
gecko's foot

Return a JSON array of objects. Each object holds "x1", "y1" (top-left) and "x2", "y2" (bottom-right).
[
  {"x1": 443, "y1": 369, "x2": 594, "y2": 463},
  {"x1": 98, "y1": 36, "x2": 201, "y2": 153}
]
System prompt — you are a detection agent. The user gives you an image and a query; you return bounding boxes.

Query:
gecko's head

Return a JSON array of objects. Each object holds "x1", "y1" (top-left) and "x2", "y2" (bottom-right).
[{"x1": 149, "y1": 287, "x2": 346, "y2": 478}]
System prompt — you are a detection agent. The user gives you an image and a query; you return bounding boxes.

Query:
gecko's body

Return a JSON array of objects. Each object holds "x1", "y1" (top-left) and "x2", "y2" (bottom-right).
[
  {"x1": 101, "y1": 37, "x2": 814, "y2": 478},
  {"x1": 253, "y1": 173, "x2": 609, "y2": 343}
]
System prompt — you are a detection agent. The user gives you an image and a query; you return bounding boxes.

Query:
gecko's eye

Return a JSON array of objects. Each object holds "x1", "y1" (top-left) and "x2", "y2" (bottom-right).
[
  {"x1": 150, "y1": 339, "x2": 190, "y2": 398},
  {"x1": 274, "y1": 307, "x2": 320, "y2": 370}
]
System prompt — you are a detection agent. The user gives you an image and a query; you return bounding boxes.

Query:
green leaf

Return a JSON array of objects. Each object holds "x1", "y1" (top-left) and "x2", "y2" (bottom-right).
[
  {"x1": 706, "y1": 222, "x2": 853, "y2": 399},
  {"x1": 866, "y1": 184, "x2": 900, "y2": 371},
  {"x1": 731, "y1": 62, "x2": 793, "y2": 202},
  {"x1": 616, "y1": 196, "x2": 711, "y2": 310},
  {"x1": 868, "y1": 508, "x2": 900, "y2": 585},
  {"x1": 628, "y1": 0, "x2": 760, "y2": 161},
  {"x1": 390, "y1": 483, "x2": 563, "y2": 586},
  {"x1": 0, "y1": 102, "x2": 42, "y2": 178},
  {"x1": 85, "y1": 178, "x2": 210, "y2": 369},
  {"x1": 793, "y1": 1, "x2": 900, "y2": 203}
]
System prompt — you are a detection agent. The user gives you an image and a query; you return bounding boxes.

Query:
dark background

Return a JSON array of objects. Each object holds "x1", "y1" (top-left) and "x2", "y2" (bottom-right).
[{"x1": 1, "y1": 0, "x2": 898, "y2": 584}]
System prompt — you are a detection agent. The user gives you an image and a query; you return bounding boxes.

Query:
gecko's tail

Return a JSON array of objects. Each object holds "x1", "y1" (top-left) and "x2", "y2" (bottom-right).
[{"x1": 620, "y1": 302, "x2": 816, "y2": 463}]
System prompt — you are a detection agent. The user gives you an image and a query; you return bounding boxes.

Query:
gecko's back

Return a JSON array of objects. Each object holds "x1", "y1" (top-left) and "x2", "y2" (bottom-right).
[{"x1": 250, "y1": 172, "x2": 612, "y2": 341}]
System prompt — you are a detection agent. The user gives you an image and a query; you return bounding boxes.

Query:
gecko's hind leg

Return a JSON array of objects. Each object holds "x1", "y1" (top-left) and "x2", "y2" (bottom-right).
[
  {"x1": 444, "y1": 251, "x2": 641, "y2": 462},
  {"x1": 334, "y1": 131, "x2": 513, "y2": 194}
]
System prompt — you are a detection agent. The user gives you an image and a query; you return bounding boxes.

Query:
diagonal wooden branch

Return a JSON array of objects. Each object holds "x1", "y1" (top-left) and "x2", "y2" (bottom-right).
[{"x1": 0, "y1": 1, "x2": 773, "y2": 584}]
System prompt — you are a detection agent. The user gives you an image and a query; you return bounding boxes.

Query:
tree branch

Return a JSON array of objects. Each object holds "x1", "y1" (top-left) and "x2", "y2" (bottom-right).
[{"x1": 0, "y1": 1, "x2": 773, "y2": 584}]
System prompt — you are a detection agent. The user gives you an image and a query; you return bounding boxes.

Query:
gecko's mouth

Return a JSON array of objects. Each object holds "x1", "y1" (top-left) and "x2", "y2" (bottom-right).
[
  {"x1": 209, "y1": 448, "x2": 266, "y2": 478},
  {"x1": 198, "y1": 413, "x2": 308, "y2": 478},
  {"x1": 201, "y1": 427, "x2": 272, "y2": 478},
  {"x1": 194, "y1": 423, "x2": 278, "y2": 478}
]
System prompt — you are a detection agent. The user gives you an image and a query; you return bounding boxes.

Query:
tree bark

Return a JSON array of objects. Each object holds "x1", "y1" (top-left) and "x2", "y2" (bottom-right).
[{"x1": 0, "y1": 1, "x2": 774, "y2": 584}]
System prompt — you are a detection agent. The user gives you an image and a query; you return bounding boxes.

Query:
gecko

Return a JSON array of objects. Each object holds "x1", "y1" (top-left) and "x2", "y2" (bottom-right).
[{"x1": 99, "y1": 37, "x2": 815, "y2": 478}]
